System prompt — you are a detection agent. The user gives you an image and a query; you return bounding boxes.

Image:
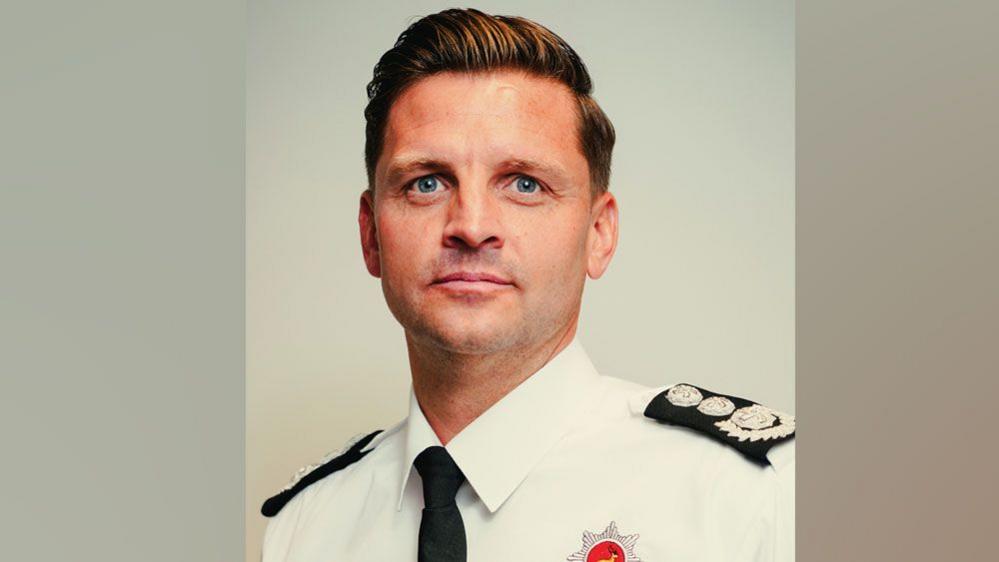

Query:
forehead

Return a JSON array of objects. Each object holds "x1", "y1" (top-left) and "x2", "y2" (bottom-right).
[{"x1": 377, "y1": 70, "x2": 587, "y2": 184}]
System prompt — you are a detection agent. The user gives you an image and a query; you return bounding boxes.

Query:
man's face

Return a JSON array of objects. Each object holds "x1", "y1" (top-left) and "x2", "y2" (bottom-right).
[{"x1": 360, "y1": 70, "x2": 617, "y2": 354}]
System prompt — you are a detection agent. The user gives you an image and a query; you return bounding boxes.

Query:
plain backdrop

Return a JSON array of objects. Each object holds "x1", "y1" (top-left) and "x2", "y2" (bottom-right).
[{"x1": 247, "y1": 1, "x2": 793, "y2": 560}]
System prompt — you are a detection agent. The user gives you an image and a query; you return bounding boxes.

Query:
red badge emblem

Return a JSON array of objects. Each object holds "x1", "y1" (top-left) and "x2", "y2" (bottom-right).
[{"x1": 566, "y1": 521, "x2": 642, "y2": 562}]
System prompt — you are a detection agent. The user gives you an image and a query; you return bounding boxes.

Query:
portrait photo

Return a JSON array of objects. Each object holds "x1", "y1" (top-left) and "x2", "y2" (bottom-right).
[
  {"x1": 247, "y1": 2, "x2": 794, "y2": 561},
  {"x1": 12, "y1": 1, "x2": 997, "y2": 561}
]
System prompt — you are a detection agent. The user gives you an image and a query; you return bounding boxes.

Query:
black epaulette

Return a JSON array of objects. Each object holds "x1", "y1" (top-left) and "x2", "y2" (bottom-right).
[
  {"x1": 644, "y1": 383, "x2": 794, "y2": 465},
  {"x1": 261, "y1": 429, "x2": 382, "y2": 517}
]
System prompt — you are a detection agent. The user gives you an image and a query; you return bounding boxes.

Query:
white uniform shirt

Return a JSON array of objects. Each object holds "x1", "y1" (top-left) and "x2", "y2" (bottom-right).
[{"x1": 262, "y1": 339, "x2": 794, "y2": 561}]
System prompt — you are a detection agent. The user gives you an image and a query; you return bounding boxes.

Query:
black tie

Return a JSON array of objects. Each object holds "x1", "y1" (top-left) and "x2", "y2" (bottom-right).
[{"x1": 414, "y1": 446, "x2": 467, "y2": 562}]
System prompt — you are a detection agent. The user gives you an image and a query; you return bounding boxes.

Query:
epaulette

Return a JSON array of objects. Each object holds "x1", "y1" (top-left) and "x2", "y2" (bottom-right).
[
  {"x1": 261, "y1": 429, "x2": 382, "y2": 517},
  {"x1": 644, "y1": 383, "x2": 795, "y2": 465}
]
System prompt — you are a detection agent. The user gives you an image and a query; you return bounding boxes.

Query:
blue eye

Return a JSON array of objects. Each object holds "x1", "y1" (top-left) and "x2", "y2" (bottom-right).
[
  {"x1": 514, "y1": 176, "x2": 539, "y2": 193},
  {"x1": 414, "y1": 176, "x2": 440, "y2": 193}
]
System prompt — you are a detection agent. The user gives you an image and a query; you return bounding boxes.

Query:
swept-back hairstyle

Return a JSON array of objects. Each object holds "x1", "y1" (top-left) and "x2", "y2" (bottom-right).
[{"x1": 363, "y1": 8, "x2": 616, "y2": 194}]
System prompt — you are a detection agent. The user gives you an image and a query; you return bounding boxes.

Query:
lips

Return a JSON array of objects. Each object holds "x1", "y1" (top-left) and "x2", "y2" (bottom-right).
[{"x1": 432, "y1": 271, "x2": 514, "y2": 285}]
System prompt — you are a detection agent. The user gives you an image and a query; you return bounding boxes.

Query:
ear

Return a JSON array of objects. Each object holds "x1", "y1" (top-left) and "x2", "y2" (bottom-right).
[
  {"x1": 586, "y1": 190, "x2": 619, "y2": 280},
  {"x1": 358, "y1": 189, "x2": 381, "y2": 278}
]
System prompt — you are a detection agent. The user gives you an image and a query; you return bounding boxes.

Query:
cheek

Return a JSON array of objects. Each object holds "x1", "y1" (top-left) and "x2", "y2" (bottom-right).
[
  {"x1": 515, "y1": 215, "x2": 589, "y2": 283},
  {"x1": 376, "y1": 212, "x2": 435, "y2": 274}
]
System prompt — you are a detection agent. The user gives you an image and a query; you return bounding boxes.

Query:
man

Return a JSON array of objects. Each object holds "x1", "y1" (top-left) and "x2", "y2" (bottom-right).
[{"x1": 261, "y1": 8, "x2": 793, "y2": 562}]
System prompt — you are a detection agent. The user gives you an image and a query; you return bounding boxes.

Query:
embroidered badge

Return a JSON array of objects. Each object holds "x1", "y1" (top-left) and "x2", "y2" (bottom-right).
[
  {"x1": 715, "y1": 405, "x2": 795, "y2": 442},
  {"x1": 566, "y1": 521, "x2": 642, "y2": 562},
  {"x1": 666, "y1": 383, "x2": 703, "y2": 407},
  {"x1": 697, "y1": 395, "x2": 735, "y2": 416}
]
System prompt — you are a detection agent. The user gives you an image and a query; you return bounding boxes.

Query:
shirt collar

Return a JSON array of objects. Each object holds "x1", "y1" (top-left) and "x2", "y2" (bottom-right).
[{"x1": 397, "y1": 338, "x2": 602, "y2": 513}]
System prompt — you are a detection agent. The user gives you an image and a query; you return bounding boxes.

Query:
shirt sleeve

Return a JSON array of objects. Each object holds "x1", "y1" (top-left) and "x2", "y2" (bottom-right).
[
  {"x1": 730, "y1": 439, "x2": 795, "y2": 562},
  {"x1": 260, "y1": 491, "x2": 307, "y2": 562},
  {"x1": 767, "y1": 439, "x2": 796, "y2": 562}
]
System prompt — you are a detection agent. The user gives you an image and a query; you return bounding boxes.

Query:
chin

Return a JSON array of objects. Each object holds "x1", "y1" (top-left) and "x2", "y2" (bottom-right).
[{"x1": 412, "y1": 314, "x2": 523, "y2": 355}]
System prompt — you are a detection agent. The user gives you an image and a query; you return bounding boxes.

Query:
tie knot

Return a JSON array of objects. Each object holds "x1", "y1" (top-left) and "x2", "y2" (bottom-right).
[{"x1": 414, "y1": 446, "x2": 465, "y2": 508}]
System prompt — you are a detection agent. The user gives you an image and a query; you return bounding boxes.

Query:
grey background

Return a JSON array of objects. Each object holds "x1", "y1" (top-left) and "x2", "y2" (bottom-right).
[
  {"x1": 797, "y1": 1, "x2": 999, "y2": 559},
  {"x1": 248, "y1": 1, "x2": 793, "y2": 559},
  {"x1": 2, "y1": 1, "x2": 245, "y2": 561}
]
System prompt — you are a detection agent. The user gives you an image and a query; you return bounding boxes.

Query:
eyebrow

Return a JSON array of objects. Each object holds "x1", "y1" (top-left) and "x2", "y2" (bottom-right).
[
  {"x1": 501, "y1": 158, "x2": 571, "y2": 183},
  {"x1": 383, "y1": 158, "x2": 451, "y2": 186},
  {"x1": 383, "y1": 156, "x2": 571, "y2": 186}
]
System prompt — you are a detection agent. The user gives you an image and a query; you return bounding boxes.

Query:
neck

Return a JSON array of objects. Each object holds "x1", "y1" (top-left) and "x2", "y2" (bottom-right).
[{"x1": 408, "y1": 323, "x2": 578, "y2": 445}]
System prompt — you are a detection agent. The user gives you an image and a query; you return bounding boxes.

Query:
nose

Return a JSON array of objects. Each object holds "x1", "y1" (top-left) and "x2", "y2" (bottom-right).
[{"x1": 441, "y1": 182, "x2": 503, "y2": 251}]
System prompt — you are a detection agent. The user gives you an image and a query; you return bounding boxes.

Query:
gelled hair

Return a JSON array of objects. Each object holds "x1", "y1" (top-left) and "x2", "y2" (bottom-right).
[{"x1": 363, "y1": 8, "x2": 616, "y2": 194}]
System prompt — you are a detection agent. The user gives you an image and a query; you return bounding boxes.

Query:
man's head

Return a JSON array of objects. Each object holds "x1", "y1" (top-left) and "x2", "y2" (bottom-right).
[
  {"x1": 363, "y1": 8, "x2": 616, "y2": 194},
  {"x1": 359, "y1": 8, "x2": 618, "y2": 355}
]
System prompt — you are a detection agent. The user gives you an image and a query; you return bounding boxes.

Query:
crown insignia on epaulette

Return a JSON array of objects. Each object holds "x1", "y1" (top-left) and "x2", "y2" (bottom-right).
[{"x1": 645, "y1": 383, "x2": 795, "y2": 464}]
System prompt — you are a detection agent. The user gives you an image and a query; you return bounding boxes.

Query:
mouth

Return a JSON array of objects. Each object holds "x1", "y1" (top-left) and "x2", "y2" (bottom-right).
[{"x1": 430, "y1": 271, "x2": 515, "y2": 294}]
